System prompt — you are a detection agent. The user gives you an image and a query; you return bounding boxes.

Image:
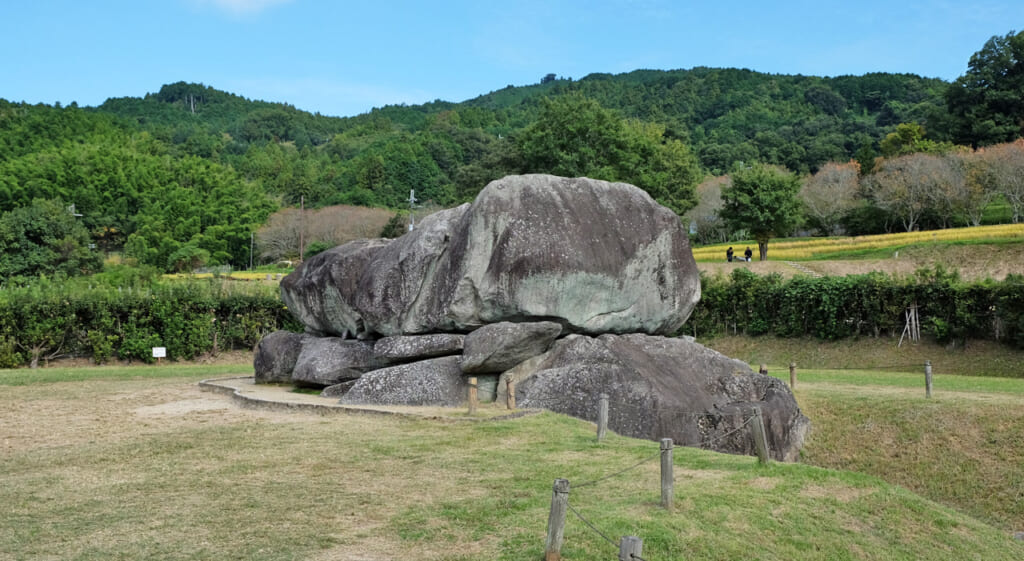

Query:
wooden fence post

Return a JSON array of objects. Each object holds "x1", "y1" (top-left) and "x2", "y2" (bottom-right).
[
  {"x1": 506, "y1": 376, "x2": 516, "y2": 410},
  {"x1": 597, "y1": 393, "x2": 609, "y2": 442},
  {"x1": 545, "y1": 479, "x2": 570, "y2": 561},
  {"x1": 468, "y1": 377, "x2": 478, "y2": 415},
  {"x1": 660, "y1": 438, "x2": 674, "y2": 510},
  {"x1": 789, "y1": 362, "x2": 796, "y2": 390},
  {"x1": 618, "y1": 536, "x2": 643, "y2": 561},
  {"x1": 925, "y1": 360, "x2": 933, "y2": 399},
  {"x1": 750, "y1": 406, "x2": 770, "y2": 465}
]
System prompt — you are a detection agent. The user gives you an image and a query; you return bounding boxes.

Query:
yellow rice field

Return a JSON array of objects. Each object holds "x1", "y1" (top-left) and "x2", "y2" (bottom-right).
[{"x1": 692, "y1": 223, "x2": 1024, "y2": 261}]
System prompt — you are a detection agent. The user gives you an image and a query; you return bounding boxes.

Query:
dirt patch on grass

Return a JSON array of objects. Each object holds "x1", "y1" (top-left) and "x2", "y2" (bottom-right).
[
  {"x1": 0, "y1": 379, "x2": 301, "y2": 453},
  {"x1": 801, "y1": 483, "x2": 875, "y2": 503}
]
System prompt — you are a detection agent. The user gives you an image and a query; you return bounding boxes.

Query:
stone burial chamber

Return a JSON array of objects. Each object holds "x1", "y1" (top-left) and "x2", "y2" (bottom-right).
[{"x1": 254, "y1": 174, "x2": 809, "y2": 461}]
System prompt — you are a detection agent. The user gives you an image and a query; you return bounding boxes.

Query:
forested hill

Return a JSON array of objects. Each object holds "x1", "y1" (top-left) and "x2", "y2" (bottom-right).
[
  {"x1": 458, "y1": 68, "x2": 951, "y2": 173},
  {"x1": 0, "y1": 57, "x2": 1011, "y2": 274},
  {"x1": 94, "y1": 69, "x2": 952, "y2": 177}
]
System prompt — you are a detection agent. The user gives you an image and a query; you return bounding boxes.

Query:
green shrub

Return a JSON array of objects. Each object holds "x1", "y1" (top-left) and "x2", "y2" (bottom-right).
[
  {"x1": 0, "y1": 277, "x2": 299, "y2": 367},
  {"x1": 689, "y1": 267, "x2": 1024, "y2": 349}
]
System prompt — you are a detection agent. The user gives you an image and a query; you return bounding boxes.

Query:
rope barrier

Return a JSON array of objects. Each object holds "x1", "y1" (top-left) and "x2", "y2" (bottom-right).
[
  {"x1": 567, "y1": 503, "x2": 619, "y2": 549},
  {"x1": 573, "y1": 450, "x2": 662, "y2": 489},
  {"x1": 699, "y1": 414, "x2": 757, "y2": 447},
  {"x1": 568, "y1": 504, "x2": 652, "y2": 560}
]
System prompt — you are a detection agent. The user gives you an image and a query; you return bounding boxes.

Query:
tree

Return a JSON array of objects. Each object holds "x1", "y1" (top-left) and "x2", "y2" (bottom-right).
[
  {"x1": 946, "y1": 30, "x2": 1024, "y2": 147},
  {"x1": 685, "y1": 175, "x2": 730, "y2": 244},
  {"x1": 975, "y1": 139, "x2": 1024, "y2": 223},
  {"x1": 863, "y1": 154, "x2": 939, "y2": 232},
  {"x1": 256, "y1": 204, "x2": 394, "y2": 263},
  {"x1": 721, "y1": 164, "x2": 803, "y2": 260},
  {"x1": 878, "y1": 123, "x2": 953, "y2": 158},
  {"x1": 800, "y1": 161, "x2": 860, "y2": 235},
  {"x1": 515, "y1": 93, "x2": 700, "y2": 214},
  {"x1": 954, "y1": 150, "x2": 1001, "y2": 227},
  {"x1": 0, "y1": 199, "x2": 103, "y2": 278}
]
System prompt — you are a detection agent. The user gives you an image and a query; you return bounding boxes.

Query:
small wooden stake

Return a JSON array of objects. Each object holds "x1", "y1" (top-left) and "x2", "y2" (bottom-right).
[
  {"x1": 468, "y1": 377, "x2": 478, "y2": 415},
  {"x1": 597, "y1": 393, "x2": 609, "y2": 442},
  {"x1": 751, "y1": 406, "x2": 771, "y2": 465},
  {"x1": 660, "y1": 438, "x2": 674, "y2": 510},
  {"x1": 545, "y1": 479, "x2": 570, "y2": 561},
  {"x1": 789, "y1": 362, "x2": 796, "y2": 389},
  {"x1": 618, "y1": 536, "x2": 643, "y2": 561},
  {"x1": 925, "y1": 360, "x2": 933, "y2": 399}
]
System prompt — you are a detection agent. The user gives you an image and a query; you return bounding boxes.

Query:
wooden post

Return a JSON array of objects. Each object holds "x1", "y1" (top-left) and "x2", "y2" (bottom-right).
[
  {"x1": 750, "y1": 406, "x2": 770, "y2": 465},
  {"x1": 506, "y1": 376, "x2": 516, "y2": 410},
  {"x1": 660, "y1": 438, "x2": 674, "y2": 510},
  {"x1": 925, "y1": 360, "x2": 933, "y2": 399},
  {"x1": 618, "y1": 536, "x2": 643, "y2": 561},
  {"x1": 468, "y1": 377, "x2": 478, "y2": 415},
  {"x1": 789, "y1": 362, "x2": 796, "y2": 390},
  {"x1": 545, "y1": 479, "x2": 570, "y2": 561},
  {"x1": 758, "y1": 363, "x2": 768, "y2": 375},
  {"x1": 597, "y1": 393, "x2": 609, "y2": 442}
]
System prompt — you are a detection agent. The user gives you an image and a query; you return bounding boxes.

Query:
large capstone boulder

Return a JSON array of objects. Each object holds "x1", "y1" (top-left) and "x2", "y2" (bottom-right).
[
  {"x1": 338, "y1": 356, "x2": 466, "y2": 407},
  {"x1": 460, "y1": 321, "x2": 562, "y2": 374},
  {"x1": 291, "y1": 337, "x2": 389, "y2": 388},
  {"x1": 279, "y1": 175, "x2": 699, "y2": 337},
  {"x1": 508, "y1": 334, "x2": 810, "y2": 461},
  {"x1": 253, "y1": 330, "x2": 306, "y2": 384}
]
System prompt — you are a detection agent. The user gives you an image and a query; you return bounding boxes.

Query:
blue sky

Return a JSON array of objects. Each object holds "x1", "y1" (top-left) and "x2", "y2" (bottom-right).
[{"x1": 2, "y1": 0, "x2": 1021, "y2": 118}]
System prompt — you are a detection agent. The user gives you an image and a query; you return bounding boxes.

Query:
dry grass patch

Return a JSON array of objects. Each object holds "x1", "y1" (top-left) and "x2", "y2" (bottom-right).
[{"x1": 2, "y1": 368, "x2": 1023, "y2": 560}]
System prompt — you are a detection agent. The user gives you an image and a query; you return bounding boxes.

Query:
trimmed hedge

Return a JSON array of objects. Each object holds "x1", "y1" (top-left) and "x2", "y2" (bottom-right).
[
  {"x1": 0, "y1": 279, "x2": 301, "y2": 368},
  {"x1": 3, "y1": 267, "x2": 1022, "y2": 368},
  {"x1": 688, "y1": 268, "x2": 1024, "y2": 349}
]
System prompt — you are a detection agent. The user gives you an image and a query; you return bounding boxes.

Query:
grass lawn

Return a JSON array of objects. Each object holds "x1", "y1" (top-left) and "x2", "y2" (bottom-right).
[{"x1": 1, "y1": 362, "x2": 1023, "y2": 560}]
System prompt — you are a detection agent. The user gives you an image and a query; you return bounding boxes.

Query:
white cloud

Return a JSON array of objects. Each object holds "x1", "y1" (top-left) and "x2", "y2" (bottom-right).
[{"x1": 193, "y1": 0, "x2": 295, "y2": 16}]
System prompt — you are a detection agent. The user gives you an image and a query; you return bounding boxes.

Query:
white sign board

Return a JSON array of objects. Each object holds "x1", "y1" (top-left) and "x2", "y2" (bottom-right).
[{"x1": 152, "y1": 347, "x2": 167, "y2": 358}]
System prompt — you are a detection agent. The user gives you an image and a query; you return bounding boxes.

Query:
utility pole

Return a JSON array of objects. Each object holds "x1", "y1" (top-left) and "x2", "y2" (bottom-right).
[
  {"x1": 249, "y1": 231, "x2": 254, "y2": 270},
  {"x1": 408, "y1": 189, "x2": 418, "y2": 231},
  {"x1": 299, "y1": 195, "x2": 305, "y2": 261}
]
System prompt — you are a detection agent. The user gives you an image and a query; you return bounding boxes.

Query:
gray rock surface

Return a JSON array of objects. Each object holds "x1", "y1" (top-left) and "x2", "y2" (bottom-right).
[
  {"x1": 374, "y1": 333, "x2": 465, "y2": 361},
  {"x1": 291, "y1": 337, "x2": 388, "y2": 387},
  {"x1": 279, "y1": 175, "x2": 700, "y2": 337},
  {"x1": 280, "y1": 238, "x2": 393, "y2": 338},
  {"x1": 253, "y1": 330, "x2": 306, "y2": 384},
  {"x1": 512, "y1": 334, "x2": 810, "y2": 461},
  {"x1": 438, "y1": 175, "x2": 701, "y2": 335},
  {"x1": 320, "y1": 380, "x2": 358, "y2": 398},
  {"x1": 257, "y1": 174, "x2": 808, "y2": 460},
  {"x1": 338, "y1": 356, "x2": 466, "y2": 407},
  {"x1": 460, "y1": 321, "x2": 562, "y2": 374}
]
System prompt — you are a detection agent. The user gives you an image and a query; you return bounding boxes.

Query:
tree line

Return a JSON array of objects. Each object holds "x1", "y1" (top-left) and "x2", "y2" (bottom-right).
[{"x1": 1, "y1": 30, "x2": 1022, "y2": 277}]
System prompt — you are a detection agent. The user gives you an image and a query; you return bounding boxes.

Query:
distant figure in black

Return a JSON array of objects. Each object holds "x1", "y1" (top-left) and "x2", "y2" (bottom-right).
[
  {"x1": 744, "y1": 247, "x2": 753, "y2": 262},
  {"x1": 726, "y1": 247, "x2": 734, "y2": 262}
]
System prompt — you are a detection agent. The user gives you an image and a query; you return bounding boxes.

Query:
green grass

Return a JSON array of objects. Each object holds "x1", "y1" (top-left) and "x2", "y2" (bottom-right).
[
  {"x1": 793, "y1": 376, "x2": 1024, "y2": 533},
  {"x1": 1, "y1": 363, "x2": 1022, "y2": 560},
  {"x1": 768, "y1": 368, "x2": 1024, "y2": 395},
  {"x1": 0, "y1": 363, "x2": 252, "y2": 386},
  {"x1": 705, "y1": 335, "x2": 1024, "y2": 378}
]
